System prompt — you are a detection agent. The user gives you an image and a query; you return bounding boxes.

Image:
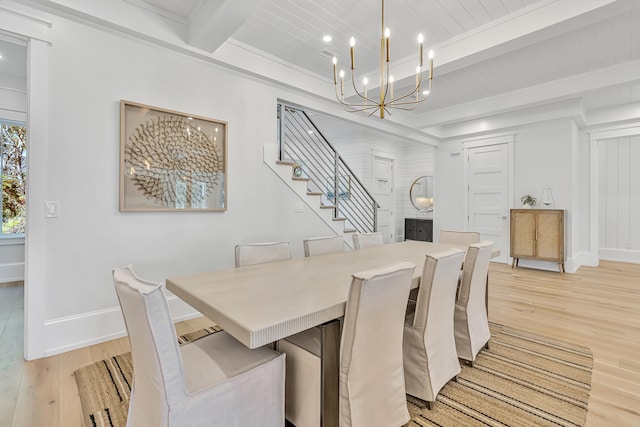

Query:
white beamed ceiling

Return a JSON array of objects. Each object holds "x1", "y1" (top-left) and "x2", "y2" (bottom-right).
[{"x1": 9, "y1": 0, "x2": 640, "y2": 140}]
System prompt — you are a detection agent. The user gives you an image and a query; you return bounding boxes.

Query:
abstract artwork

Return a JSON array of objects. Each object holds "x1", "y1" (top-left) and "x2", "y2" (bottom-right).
[{"x1": 120, "y1": 100, "x2": 227, "y2": 211}]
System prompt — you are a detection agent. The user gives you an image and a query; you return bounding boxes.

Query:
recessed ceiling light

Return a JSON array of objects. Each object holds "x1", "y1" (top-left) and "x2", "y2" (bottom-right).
[{"x1": 322, "y1": 35, "x2": 332, "y2": 42}]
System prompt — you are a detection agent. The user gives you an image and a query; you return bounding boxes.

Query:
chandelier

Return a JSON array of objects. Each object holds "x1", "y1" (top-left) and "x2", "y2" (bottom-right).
[{"x1": 331, "y1": 0, "x2": 434, "y2": 119}]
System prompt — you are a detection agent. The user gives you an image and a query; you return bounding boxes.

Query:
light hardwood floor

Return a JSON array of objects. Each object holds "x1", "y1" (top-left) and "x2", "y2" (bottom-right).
[{"x1": 1, "y1": 261, "x2": 639, "y2": 426}]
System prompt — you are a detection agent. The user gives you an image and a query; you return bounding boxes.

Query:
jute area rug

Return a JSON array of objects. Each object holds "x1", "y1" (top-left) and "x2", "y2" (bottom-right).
[{"x1": 74, "y1": 323, "x2": 592, "y2": 427}]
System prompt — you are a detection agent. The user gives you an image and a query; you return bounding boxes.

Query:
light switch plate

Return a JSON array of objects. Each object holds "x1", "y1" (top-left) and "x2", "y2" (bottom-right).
[{"x1": 45, "y1": 201, "x2": 60, "y2": 218}]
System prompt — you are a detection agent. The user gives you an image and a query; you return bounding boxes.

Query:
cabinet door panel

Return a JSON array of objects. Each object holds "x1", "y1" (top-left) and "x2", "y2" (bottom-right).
[
  {"x1": 536, "y1": 212, "x2": 563, "y2": 260},
  {"x1": 405, "y1": 219, "x2": 416, "y2": 240},
  {"x1": 511, "y1": 211, "x2": 536, "y2": 258}
]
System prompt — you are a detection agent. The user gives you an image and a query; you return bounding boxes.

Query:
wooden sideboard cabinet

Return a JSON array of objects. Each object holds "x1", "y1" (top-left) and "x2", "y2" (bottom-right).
[
  {"x1": 510, "y1": 209, "x2": 565, "y2": 272},
  {"x1": 405, "y1": 218, "x2": 433, "y2": 242}
]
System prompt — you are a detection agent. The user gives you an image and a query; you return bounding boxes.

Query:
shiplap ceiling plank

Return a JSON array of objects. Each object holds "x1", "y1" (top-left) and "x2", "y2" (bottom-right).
[
  {"x1": 594, "y1": 18, "x2": 616, "y2": 67},
  {"x1": 611, "y1": 12, "x2": 632, "y2": 63},
  {"x1": 631, "y1": 9, "x2": 640, "y2": 59},
  {"x1": 427, "y1": 0, "x2": 467, "y2": 36},
  {"x1": 458, "y1": 0, "x2": 493, "y2": 25},
  {"x1": 500, "y1": 0, "x2": 527, "y2": 14},
  {"x1": 479, "y1": 0, "x2": 509, "y2": 19},
  {"x1": 582, "y1": 23, "x2": 604, "y2": 70},
  {"x1": 440, "y1": 0, "x2": 482, "y2": 31}
]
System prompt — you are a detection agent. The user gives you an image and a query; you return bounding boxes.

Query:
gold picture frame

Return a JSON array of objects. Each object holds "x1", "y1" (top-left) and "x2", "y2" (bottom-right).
[{"x1": 119, "y1": 100, "x2": 227, "y2": 212}]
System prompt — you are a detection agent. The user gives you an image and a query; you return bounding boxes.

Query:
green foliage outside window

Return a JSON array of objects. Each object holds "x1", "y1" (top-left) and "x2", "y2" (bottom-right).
[{"x1": 1, "y1": 122, "x2": 27, "y2": 235}]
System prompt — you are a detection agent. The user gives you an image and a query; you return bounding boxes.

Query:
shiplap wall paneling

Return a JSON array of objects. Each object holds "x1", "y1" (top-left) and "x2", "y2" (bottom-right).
[{"x1": 598, "y1": 136, "x2": 640, "y2": 258}]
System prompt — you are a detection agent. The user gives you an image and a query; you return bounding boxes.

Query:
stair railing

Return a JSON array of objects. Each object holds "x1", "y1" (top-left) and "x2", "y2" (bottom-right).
[{"x1": 277, "y1": 103, "x2": 379, "y2": 233}]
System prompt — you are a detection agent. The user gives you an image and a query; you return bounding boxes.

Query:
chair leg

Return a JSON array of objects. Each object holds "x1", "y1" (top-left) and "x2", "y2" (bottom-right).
[
  {"x1": 459, "y1": 358, "x2": 473, "y2": 367},
  {"x1": 452, "y1": 375, "x2": 458, "y2": 383},
  {"x1": 426, "y1": 400, "x2": 435, "y2": 410},
  {"x1": 484, "y1": 341, "x2": 490, "y2": 350}
]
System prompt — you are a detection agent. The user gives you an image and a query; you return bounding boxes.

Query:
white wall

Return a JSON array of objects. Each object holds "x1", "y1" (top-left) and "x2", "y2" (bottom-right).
[
  {"x1": 436, "y1": 120, "x2": 588, "y2": 271},
  {"x1": 14, "y1": 12, "x2": 343, "y2": 358}
]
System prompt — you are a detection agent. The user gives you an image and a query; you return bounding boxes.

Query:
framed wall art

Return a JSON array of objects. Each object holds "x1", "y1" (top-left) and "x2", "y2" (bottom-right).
[{"x1": 119, "y1": 100, "x2": 227, "y2": 212}]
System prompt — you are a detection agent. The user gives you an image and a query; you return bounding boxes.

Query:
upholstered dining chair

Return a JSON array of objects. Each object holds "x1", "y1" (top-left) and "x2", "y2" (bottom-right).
[
  {"x1": 438, "y1": 229, "x2": 481, "y2": 246},
  {"x1": 454, "y1": 241, "x2": 494, "y2": 366},
  {"x1": 278, "y1": 261, "x2": 416, "y2": 427},
  {"x1": 352, "y1": 232, "x2": 384, "y2": 249},
  {"x1": 303, "y1": 235, "x2": 345, "y2": 257},
  {"x1": 403, "y1": 248, "x2": 465, "y2": 409},
  {"x1": 113, "y1": 265, "x2": 285, "y2": 427},
  {"x1": 235, "y1": 241, "x2": 291, "y2": 267}
]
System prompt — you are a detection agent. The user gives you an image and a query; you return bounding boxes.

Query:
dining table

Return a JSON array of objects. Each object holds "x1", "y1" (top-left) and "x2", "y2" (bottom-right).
[{"x1": 166, "y1": 240, "x2": 500, "y2": 427}]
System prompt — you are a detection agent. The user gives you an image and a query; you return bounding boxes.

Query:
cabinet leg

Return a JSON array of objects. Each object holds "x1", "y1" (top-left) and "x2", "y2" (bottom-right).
[{"x1": 511, "y1": 258, "x2": 517, "y2": 268}]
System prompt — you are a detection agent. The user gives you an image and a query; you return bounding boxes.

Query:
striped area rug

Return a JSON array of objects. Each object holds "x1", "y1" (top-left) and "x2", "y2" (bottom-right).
[
  {"x1": 74, "y1": 323, "x2": 592, "y2": 427},
  {"x1": 73, "y1": 325, "x2": 222, "y2": 427},
  {"x1": 408, "y1": 323, "x2": 593, "y2": 426}
]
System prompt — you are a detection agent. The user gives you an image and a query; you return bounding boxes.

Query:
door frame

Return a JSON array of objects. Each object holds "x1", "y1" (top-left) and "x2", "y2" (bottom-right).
[
  {"x1": 371, "y1": 152, "x2": 396, "y2": 242},
  {"x1": 462, "y1": 134, "x2": 515, "y2": 263},
  {"x1": 0, "y1": 8, "x2": 52, "y2": 360}
]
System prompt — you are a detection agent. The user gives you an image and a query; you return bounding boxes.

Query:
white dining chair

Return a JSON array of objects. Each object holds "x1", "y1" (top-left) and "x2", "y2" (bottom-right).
[
  {"x1": 438, "y1": 229, "x2": 481, "y2": 246},
  {"x1": 113, "y1": 265, "x2": 285, "y2": 427},
  {"x1": 403, "y1": 248, "x2": 465, "y2": 409},
  {"x1": 278, "y1": 261, "x2": 416, "y2": 427},
  {"x1": 352, "y1": 232, "x2": 384, "y2": 249},
  {"x1": 235, "y1": 241, "x2": 291, "y2": 267},
  {"x1": 303, "y1": 235, "x2": 345, "y2": 257},
  {"x1": 454, "y1": 241, "x2": 494, "y2": 366}
]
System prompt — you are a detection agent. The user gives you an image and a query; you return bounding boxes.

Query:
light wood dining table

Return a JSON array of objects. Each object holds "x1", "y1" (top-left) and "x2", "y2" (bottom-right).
[{"x1": 166, "y1": 240, "x2": 499, "y2": 427}]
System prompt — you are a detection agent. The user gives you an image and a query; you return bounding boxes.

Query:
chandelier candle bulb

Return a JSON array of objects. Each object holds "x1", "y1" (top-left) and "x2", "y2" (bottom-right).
[
  {"x1": 385, "y1": 27, "x2": 390, "y2": 62},
  {"x1": 350, "y1": 37, "x2": 355, "y2": 69},
  {"x1": 363, "y1": 77, "x2": 368, "y2": 100},
  {"x1": 332, "y1": 57, "x2": 337, "y2": 84},
  {"x1": 418, "y1": 33, "x2": 424, "y2": 67},
  {"x1": 429, "y1": 50, "x2": 434, "y2": 79}
]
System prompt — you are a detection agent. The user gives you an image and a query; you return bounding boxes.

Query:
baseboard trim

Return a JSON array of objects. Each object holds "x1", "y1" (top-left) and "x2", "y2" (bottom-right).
[
  {"x1": 599, "y1": 248, "x2": 640, "y2": 264},
  {"x1": 0, "y1": 262, "x2": 24, "y2": 283},
  {"x1": 42, "y1": 295, "x2": 201, "y2": 357}
]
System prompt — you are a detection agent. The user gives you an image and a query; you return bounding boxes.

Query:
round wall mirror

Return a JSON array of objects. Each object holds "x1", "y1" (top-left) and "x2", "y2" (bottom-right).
[{"x1": 410, "y1": 176, "x2": 434, "y2": 212}]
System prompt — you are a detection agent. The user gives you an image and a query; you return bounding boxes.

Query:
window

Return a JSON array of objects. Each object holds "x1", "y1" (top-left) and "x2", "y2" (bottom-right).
[{"x1": 0, "y1": 120, "x2": 27, "y2": 235}]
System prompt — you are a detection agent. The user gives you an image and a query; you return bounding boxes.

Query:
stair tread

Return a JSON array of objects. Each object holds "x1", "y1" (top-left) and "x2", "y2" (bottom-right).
[
  {"x1": 292, "y1": 177, "x2": 310, "y2": 181},
  {"x1": 307, "y1": 192, "x2": 323, "y2": 196},
  {"x1": 333, "y1": 217, "x2": 346, "y2": 221},
  {"x1": 276, "y1": 160, "x2": 297, "y2": 166},
  {"x1": 320, "y1": 205, "x2": 336, "y2": 209},
  {"x1": 343, "y1": 229, "x2": 357, "y2": 233}
]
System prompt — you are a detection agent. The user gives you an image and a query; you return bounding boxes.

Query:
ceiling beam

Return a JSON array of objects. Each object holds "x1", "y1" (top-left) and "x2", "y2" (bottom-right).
[{"x1": 187, "y1": 0, "x2": 266, "y2": 53}]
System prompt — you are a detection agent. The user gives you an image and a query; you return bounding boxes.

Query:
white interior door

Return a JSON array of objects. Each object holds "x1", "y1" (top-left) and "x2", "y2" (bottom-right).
[
  {"x1": 465, "y1": 143, "x2": 510, "y2": 263},
  {"x1": 373, "y1": 156, "x2": 394, "y2": 243}
]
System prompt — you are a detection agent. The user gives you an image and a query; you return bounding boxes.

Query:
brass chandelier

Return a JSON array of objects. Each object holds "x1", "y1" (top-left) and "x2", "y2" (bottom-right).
[{"x1": 332, "y1": 0, "x2": 434, "y2": 119}]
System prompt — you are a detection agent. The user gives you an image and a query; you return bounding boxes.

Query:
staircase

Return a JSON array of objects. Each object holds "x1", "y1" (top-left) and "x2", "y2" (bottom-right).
[{"x1": 263, "y1": 104, "x2": 379, "y2": 245}]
